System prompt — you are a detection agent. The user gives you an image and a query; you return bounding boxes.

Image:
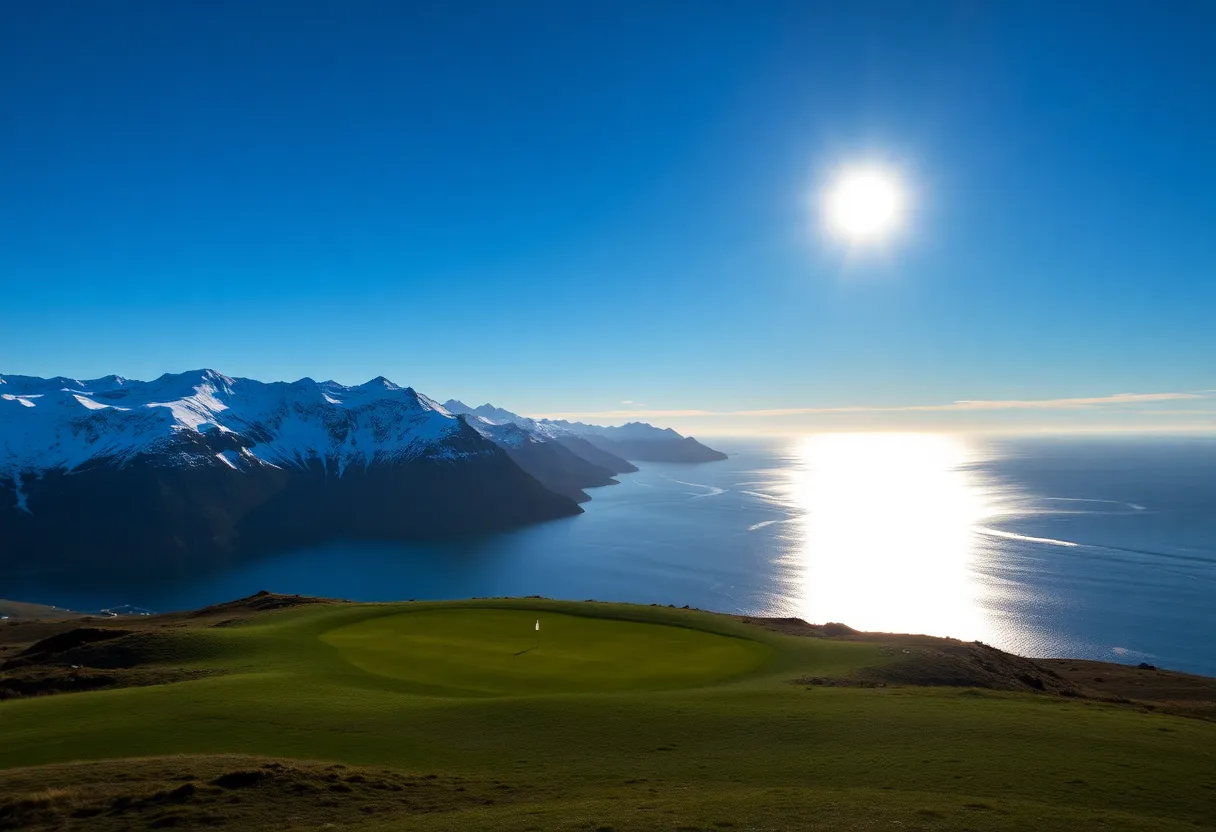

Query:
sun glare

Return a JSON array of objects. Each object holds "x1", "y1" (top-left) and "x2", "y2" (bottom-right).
[
  {"x1": 782, "y1": 433, "x2": 999, "y2": 638},
  {"x1": 823, "y1": 167, "x2": 906, "y2": 243}
]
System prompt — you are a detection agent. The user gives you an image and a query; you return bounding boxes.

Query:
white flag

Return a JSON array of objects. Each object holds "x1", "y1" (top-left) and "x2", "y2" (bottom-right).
[{"x1": 535, "y1": 619, "x2": 540, "y2": 631}]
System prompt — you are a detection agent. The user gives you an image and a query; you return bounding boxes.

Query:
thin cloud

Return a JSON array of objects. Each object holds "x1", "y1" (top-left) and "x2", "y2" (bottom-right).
[
  {"x1": 539, "y1": 408, "x2": 715, "y2": 420},
  {"x1": 529, "y1": 391, "x2": 1213, "y2": 422}
]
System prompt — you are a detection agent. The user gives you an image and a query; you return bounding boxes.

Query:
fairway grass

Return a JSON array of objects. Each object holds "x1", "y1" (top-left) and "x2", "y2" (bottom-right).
[
  {"x1": 2, "y1": 597, "x2": 1214, "y2": 830},
  {"x1": 321, "y1": 608, "x2": 773, "y2": 694}
]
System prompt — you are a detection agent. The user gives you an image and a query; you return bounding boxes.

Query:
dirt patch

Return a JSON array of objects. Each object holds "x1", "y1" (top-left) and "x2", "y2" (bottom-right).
[
  {"x1": 1039, "y1": 658, "x2": 1216, "y2": 720},
  {"x1": 7, "y1": 629, "x2": 204, "y2": 671},
  {"x1": 732, "y1": 616, "x2": 860, "y2": 638},
  {"x1": 846, "y1": 642, "x2": 1079, "y2": 695},
  {"x1": 0, "y1": 591, "x2": 341, "y2": 701},
  {"x1": 3, "y1": 628, "x2": 133, "y2": 669},
  {"x1": 0, "y1": 626, "x2": 230, "y2": 701},
  {"x1": 753, "y1": 616, "x2": 1216, "y2": 718},
  {"x1": 0, "y1": 666, "x2": 223, "y2": 701},
  {"x1": 739, "y1": 616, "x2": 1078, "y2": 695},
  {"x1": 0, "y1": 755, "x2": 517, "y2": 831},
  {"x1": 210, "y1": 769, "x2": 272, "y2": 789},
  {"x1": 0, "y1": 599, "x2": 80, "y2": 621},
  {"x1": 188, "y1": 591, "x2": 339, "y2": 619},
  {"x1": 0, "y1": 592, "x2": 343, "y2": 660}
]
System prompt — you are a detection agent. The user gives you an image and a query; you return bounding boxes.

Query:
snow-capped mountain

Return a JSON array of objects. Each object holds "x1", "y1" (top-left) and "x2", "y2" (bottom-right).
[
  {"x1": 539, "y1": 419, "x2": 681, "y2": 441},
  {"x1": 442, "y1": 401, "x2": 727, "y2": 464},
  {"x1": 1, "y1": 371, "x2": 580, "y2": 575},
  {"x1": 2, "y1": 370, "x2": 470, "y2": 482},
  {"x1": 537, "y1": 419, "x2": 727, "y2": 463},
  {"x1": 464, "y1": 416, "x2": 620, "y2": 502},
  {"x1": 440, "y1": 402, "x2": 636, "y2": 495},
  {"x1": 442, "y1": 401, "x2": 521, "y2": 427},
  {"x1": 1, "y1": 372, "x2": 727, "y2": 576}
]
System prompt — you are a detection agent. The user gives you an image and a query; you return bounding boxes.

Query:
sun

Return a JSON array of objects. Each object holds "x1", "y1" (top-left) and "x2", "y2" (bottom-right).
[{"x1": 823, "y1": 166, "x2": 906, "y2": 243}]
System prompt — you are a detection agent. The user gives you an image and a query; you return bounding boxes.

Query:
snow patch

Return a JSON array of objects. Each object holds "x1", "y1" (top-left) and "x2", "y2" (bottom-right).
[
  {"x1": 73, "y1": 393, "x2": 124, "y2": 411},
  {"x1": 467, "y1": 416, "x2": 535, "y2": 448},
  {"x1": 1, "y1": 370, "x2": 477, "y2": 480}
]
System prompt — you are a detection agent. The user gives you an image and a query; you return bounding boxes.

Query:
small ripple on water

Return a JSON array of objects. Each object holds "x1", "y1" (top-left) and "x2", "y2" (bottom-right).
[
  {"x1": 663, "y1": 477, "x2": 727, "y2": 498},
  {"x1": 746, "y1": 518, "x2": 798, "y2": 532},
  {"x1": 975, "y1": 528, "x2": 1079, "y2": 548}
]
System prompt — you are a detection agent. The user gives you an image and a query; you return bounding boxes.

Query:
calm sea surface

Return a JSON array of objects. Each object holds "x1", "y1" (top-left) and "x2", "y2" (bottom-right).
[{"x1": 10, "y1": 434, "x2": 1216, "y2": 675}]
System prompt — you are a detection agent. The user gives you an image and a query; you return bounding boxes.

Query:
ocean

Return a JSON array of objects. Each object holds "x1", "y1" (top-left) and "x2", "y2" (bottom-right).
[{"x1": 9, "y1": 434, "x2": 1216, "y2": 675}]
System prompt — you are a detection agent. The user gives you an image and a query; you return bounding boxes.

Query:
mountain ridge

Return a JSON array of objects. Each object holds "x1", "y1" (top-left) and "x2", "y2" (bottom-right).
[
  {"x1": 1, "y1": 371, "x2": 727, "y2": 575},
  {"x1": 0, "y1": 370, "x2": 583, "y2": 575},
  {"x1": 441, "y1": 400, "x2": 727, "y2": 463}
]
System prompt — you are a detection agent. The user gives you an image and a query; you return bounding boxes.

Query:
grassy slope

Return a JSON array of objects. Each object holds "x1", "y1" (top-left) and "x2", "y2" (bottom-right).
[
  {"x1": 0, "y1": 599, "x2": 77, "y2": 620},
  {"x1": 1, "y1": 598, "x2": 1214, "y2": 831}
]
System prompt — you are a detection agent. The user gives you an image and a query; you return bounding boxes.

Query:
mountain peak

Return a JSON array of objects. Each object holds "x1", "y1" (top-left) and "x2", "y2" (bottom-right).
[
  {"x1": 439, "y1": 400, "x2": 522, "y2": 425},
  {"x1": 181, "y1": 369, "x2": 234, "y2": 384},
  {"x1": 358, "y1": 376, "x2": 400, "y2": 391},
  {"x1": 471, "y1": 403, "x2": 523, "y2": 424}
]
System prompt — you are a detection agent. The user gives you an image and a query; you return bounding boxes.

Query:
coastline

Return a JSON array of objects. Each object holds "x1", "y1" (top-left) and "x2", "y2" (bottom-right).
[{"x1": 3, "y1": 592, "x2": 1214, "y2": 719}]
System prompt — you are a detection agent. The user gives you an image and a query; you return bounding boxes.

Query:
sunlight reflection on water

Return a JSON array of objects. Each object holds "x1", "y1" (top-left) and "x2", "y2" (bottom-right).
[
  {"x1": 724, "y1": 431, "x2": 1212, "y2": 668},
  {"x1": 767, "y1": 433, "x2": 1021, "y2": 643}
]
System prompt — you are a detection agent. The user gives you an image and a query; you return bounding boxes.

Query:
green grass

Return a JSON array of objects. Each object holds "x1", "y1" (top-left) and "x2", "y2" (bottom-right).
[
  {"x1": 320, "y1": 608, "x2": 773, "y2": 695},
  {"x1": 2, "y1": 599, "x2": 1214, "y2": 830}
]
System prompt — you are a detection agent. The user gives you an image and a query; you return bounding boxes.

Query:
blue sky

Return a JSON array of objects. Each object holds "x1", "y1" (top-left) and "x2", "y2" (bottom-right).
[{"x1": 3, "y1": 1, "x2": 1214, "y2": 433}]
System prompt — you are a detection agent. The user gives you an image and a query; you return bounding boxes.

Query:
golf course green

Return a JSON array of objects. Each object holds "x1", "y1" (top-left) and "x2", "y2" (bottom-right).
[
  {"x1": 1, "y1": 596, "x2": 1214, "y2": 831},
  {"x1": 321, "y1": 608, "x2": 773, "y2": 695}
]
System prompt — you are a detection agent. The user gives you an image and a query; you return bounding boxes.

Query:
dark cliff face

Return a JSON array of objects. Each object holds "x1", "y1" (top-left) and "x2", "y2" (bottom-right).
[
  {"x1": 498, "y1": 440, "x2": 620, "y2": 503},
  {"x1": 464, "y1": 420, "x2": 629, "y2": 503},
  {"x1": 0, "y1": 441, "x2": 581, "y2": 579},
  {"x1": 579, "y1": 435, "x2": 728, "y2": 464},
  {"x1": 553, "y1": 435, "x2": 639, "y2": 474}
]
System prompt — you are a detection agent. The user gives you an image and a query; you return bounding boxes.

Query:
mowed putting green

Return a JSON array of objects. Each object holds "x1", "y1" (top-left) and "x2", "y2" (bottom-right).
[{"x1": 320, "y1": 608, "x2": 773, "y2": 694}]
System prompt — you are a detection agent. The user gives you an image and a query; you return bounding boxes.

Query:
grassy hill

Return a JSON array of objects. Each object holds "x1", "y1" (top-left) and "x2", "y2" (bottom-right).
[
  {"x1": 0, "y1": 599, "x2": 78, "y2": 621},
  {"x1": 1, "y1": 594, "x2": 1214, "y2": 831}
]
